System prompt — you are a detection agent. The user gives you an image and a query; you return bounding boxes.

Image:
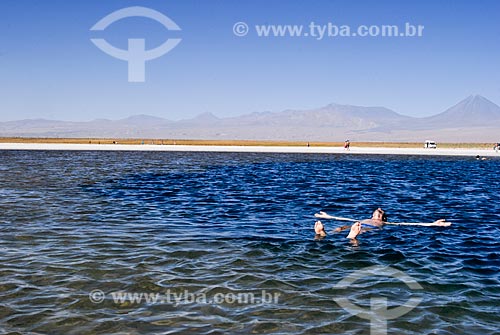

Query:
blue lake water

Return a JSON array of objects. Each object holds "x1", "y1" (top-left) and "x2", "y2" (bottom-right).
[{"x1": 0, "y1": 150, "x2": 499, "y2": 334}]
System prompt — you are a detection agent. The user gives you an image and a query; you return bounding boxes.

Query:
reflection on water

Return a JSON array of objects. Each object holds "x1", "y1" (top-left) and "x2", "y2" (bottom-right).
[{"x1": 0, "y1": 151, "x2": 499, "y2": 334}]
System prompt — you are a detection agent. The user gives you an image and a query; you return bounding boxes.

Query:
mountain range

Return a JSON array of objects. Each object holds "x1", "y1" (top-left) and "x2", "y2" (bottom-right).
[{"x1": 1, "y1": 95, "x2": 499, "y2": 142}]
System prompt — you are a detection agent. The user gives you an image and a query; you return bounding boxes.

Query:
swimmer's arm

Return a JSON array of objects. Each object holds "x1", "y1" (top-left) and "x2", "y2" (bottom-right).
[
  {"x1": 315, "y1": 212, "x2": 452, "y2": 226},
  {"x1": 386, "y1": 219, "x2": 451, "y2": 227},
  {"x1": 314, "y1": 211, "x2": 357, "y2": 222}
]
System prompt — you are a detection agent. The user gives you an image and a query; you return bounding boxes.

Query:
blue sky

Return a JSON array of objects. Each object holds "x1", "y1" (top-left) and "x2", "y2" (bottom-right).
[{"x1": 0, "y1": 0, "x2": 499, "y2": 121}]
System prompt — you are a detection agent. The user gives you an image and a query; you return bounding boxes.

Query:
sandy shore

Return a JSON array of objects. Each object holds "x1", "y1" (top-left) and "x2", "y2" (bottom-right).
[{"x1": 0, "y1": 142, "x2": 499, "y2": 157}]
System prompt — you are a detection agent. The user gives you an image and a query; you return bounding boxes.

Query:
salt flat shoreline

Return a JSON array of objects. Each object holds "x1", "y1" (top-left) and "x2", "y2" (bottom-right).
[{"x1": 0, "y1": 142, "x2": 499, "y2": 157}]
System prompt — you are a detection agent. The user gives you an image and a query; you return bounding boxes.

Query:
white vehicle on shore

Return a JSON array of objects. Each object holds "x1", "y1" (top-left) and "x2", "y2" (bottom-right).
[{"x1": 424, "y1": 140, "x2": 437, "y2": 149}]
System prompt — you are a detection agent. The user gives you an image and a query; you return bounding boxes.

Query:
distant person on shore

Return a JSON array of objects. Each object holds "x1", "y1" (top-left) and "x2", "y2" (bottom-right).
[
  {"x1": 344, "y1": 140, "x2": 350, "y2": 151},
  {"x1": 314, "y1": 208, "x2": 448, "y2": 240}
]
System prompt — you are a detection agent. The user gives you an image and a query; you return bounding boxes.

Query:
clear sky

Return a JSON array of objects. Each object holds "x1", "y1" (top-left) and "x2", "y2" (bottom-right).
[{"x1": 0, "y1": 0, "x2": 499, "y2": 121}]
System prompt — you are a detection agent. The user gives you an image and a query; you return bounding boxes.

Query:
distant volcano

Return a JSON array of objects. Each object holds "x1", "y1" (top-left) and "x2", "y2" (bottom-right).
[{"x1": 423, "y1": 95, "x2": 500, "y2": 127}]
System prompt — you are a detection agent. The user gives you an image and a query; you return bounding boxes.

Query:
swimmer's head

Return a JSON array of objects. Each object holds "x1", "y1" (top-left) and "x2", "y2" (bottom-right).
[{"x1": 373, "y1": 208, "x2": 388, "y2": 222}]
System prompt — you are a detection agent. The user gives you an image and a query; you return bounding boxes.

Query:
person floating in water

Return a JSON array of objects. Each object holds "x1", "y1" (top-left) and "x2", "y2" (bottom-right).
[{"x1": 314, "y1": 208, "x2": 450, "y2": 240}]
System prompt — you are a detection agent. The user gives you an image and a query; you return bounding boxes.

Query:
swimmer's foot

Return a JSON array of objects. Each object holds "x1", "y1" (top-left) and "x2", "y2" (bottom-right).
[
  {"x1": 314, "y1": 220, "x2": 327, "y2": 237},
  {"x1": 346, "y1": 222, "x2": 362, "y2": 239}
]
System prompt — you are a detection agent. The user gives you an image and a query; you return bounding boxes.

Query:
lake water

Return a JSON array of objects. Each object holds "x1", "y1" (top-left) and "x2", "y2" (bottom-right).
[{"x1": 0, "y1": 150, "x2": 499, "y2": 334}]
